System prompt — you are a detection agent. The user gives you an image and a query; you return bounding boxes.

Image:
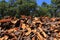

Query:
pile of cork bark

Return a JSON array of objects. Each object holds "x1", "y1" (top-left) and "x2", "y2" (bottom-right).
[{"x1": 0, "y1": 16, "x2": 60, "y2": 40}]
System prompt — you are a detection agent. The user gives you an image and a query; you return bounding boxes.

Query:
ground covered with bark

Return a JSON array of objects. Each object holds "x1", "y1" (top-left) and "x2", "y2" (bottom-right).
[{"x1": 0, "y1": 16, "x2": 60, "y2": 40}]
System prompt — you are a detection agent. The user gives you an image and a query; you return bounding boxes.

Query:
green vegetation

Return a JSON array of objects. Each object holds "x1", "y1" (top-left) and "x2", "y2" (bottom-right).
[{"x1": 0, "y1": 0, "x2": 60, "y2": 18}]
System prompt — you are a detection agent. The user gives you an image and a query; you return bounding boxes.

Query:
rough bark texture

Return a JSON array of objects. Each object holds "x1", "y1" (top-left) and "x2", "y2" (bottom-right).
[{"x1": 0, "y1": 16, "x2": 60, "y2": 40}]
